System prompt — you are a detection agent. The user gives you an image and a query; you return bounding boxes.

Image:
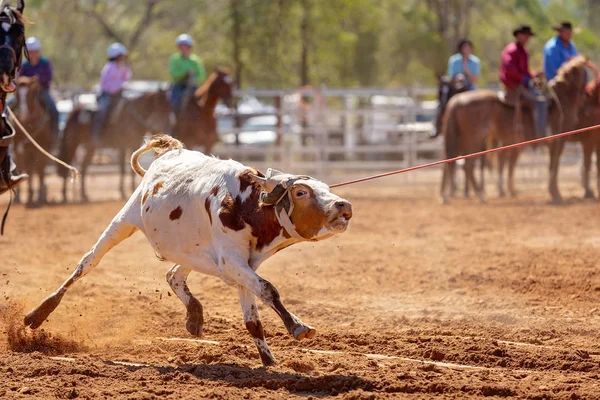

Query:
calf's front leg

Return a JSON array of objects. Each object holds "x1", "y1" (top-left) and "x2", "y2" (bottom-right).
[
  {"x1": 238, "y1": 287, "x2": 276, "y2": 366},
  {"x1": 220, "y1": 255, "x2": 315, "y2": 341}
]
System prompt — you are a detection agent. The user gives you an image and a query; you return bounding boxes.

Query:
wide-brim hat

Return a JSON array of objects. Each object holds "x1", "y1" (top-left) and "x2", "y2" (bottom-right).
[
  {"x1": 553, "y1": 21, "x2": 573, "y2": 31},
  {"x1": 513, "y1": 25, "x2": 535, "y2": 37}
]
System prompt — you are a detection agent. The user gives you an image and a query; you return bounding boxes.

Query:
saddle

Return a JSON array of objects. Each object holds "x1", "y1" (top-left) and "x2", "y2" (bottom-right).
[{"x1": 498, "y1": 86, "x2": 533, "y2": 136}]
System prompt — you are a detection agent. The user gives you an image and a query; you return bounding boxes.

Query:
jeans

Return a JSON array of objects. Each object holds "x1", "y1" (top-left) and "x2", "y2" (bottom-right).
[
  {"x1": 521, "y1": 86, "x2": 548, "y2": 138},
  {"x1": 170, "y1": 83, "x2": 196, "y2": 114},
  {"x1": 39, "y1": 89, "x2": 59, "y2": 137},
  {"x1": 91, "y1": 92, "x2": 115, "y2": 145}
]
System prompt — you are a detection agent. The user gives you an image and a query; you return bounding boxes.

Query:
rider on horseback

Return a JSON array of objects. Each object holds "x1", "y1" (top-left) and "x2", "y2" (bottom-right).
[
  {"x1": 544, "y1": 21, "x2": 578, "y2": 82},
  {"x1": 447, "y1": 38, "x2": 481, "y2": 90},
  {"x1": 168, "y1": 34, "x2": 206, "y2": 132},
  {"x1": 500, "y1": 25, "x2": 548, "y2": 138},
  {"x1": 91, "y1": 43, "x2": 132, "y2": 145},
  {"x1": 19, "y1": 37, "x2": 59, "y2": 137}
]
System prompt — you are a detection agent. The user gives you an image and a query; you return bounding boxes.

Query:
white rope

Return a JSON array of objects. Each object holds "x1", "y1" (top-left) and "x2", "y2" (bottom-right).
[{"x1": 7, "y1": 107, "x2": 79, "y2": 181}]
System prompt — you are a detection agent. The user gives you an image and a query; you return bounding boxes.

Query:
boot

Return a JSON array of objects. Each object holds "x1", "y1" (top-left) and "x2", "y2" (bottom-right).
[{"x1": 0, "y1": 147, "x2": 28, "y2": 195}]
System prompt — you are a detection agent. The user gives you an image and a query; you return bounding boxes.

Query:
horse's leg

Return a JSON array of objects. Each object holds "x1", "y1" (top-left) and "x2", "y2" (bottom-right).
[
  {"x1": 440, "y1": 163, "x2": 453, "y2": 205},
  {"x1": 465, "y1": 158, "x2": 485, "y2": 203},
  {"x1": 118, "y1": 146, "x2": 126, "y2": 200},
  {"x1": 463, "y1": 163, "x2": 470, "y2": 199},
  {"x1": 80, "y1": 145, "x2": 94, "y2": 203},
  {"x1": 497, "y1": 151, "x2": 506, "y2": 197},
  {"x1": 595, "y1": 140, "x2": 600, "y2": 199},
  {"x1": 583, "y1": 141, "x2": 594, "y2": 199},
  {"x1": 450, "y1": 162, "x2": 457, "y2": 198},
  {"x1": 38, "y1": 160, "x2": 48, "y2": 204},
  {"x1": 479, "y1": 156, "x2": 485, "y2": 199},
  {"x1": 548, "y1": 139, "x2": 565, "y2": 204},
  {"x1": 507, "y1": 149, "x2": 519, "y2": 197},
  {"x1": 26, "y1": 157, "x2": 34, "y2": 207}
]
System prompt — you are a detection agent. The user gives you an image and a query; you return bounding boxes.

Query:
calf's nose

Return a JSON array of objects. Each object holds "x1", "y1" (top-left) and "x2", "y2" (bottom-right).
[{"x1": 335, "y1": 200, "x2": 353, "y2": 220}]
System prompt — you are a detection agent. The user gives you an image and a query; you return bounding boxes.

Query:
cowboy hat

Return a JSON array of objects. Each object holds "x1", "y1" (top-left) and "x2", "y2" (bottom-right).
[{"x1": 513, "y1": 25, "x2": 535, "y2": 37}]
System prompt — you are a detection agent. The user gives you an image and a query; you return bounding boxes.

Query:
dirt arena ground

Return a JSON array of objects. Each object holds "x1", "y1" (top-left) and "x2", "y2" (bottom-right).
[{"x1": 2, "y1": 169, "x2": 600, "y2": 399}]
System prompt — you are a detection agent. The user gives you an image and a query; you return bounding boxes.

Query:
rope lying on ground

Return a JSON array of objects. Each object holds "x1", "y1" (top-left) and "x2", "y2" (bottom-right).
[
  {"x1": 330, "y1": 123, "x2": 600, "y2": 188},
  {"x1": 7, "y1": 107, "x2": 79, "y2": 181}
]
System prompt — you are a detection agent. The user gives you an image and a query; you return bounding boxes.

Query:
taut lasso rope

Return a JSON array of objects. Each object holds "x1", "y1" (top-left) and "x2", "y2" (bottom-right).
[{"x1": 330, "y1": 123, "x2": 600, "y2": 188}]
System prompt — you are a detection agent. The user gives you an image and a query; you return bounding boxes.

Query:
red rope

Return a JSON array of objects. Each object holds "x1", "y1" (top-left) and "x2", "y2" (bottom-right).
[{"x1": 330, "y1": 123, "x2": 600, "y2": 188}]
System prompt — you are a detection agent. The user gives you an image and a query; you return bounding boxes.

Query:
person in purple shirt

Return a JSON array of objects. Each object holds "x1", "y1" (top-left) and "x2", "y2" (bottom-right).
[{"x1": 19, "y1": 37, "x2": 59, "y2": 137}]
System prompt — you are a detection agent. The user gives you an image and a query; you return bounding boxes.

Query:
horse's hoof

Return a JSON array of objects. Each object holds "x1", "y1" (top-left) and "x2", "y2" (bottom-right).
[
  {"x1": 550, "y1": 197, "x2": 564, "y2": 205},
  {"x1": 584, "y1": 190, "x2": 595, "y2": 199},
  {"x1": 439, "y1": 197, "x2": 450, "y2": 205},
  {"x1": 292, "y1": 325, "x2": 316, "y2": 340},
  {"x1": 509, "y1": 191, "x2": 518, "y2": 198}
]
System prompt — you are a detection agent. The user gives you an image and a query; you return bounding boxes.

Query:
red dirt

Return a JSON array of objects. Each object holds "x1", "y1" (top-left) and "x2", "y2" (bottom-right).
[{"x1": 2, "y1": 176, "x2": 600, "y2": 398}]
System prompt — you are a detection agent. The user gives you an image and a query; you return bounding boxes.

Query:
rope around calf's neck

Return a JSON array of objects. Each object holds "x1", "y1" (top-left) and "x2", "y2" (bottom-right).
[
  {"x1": 7, "y1": 107, "x2": 79, "y2": 181},
  {"x1": 329, "y1": 123, "x2": 600, "y2": 188}
]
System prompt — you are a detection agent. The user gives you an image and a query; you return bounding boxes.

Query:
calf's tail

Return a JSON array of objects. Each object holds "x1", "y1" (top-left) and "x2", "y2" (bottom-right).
[{"x1": 131, "y1": 134, "x2": 184, "y2": 177}]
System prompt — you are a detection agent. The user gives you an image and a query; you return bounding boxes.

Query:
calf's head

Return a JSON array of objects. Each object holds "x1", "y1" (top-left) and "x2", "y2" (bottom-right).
[{"x1": 251, "y1": 169, "x2": 352, "y2": 241}]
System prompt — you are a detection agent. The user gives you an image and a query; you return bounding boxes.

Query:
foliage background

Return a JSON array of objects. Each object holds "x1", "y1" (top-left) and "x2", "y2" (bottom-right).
[{"x1": 22, "y1": 0, "x2": 600, "y2": 90}]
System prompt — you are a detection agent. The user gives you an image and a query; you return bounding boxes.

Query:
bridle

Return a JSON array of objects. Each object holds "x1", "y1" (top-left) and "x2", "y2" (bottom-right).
[{"x1": 256, "y1": 168, "x2": 313, "y2": 241}]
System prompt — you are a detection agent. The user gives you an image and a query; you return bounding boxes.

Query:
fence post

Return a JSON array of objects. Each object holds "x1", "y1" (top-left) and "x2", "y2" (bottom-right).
[{"x1": 344, "y1": 94, "x2": 356, "y2": 160}]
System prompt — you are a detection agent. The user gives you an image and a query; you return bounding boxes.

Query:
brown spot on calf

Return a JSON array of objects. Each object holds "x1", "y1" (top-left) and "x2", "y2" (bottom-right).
[
  {"x1": 245, "y1": 320, "x2": 266, "y2": 341},
  {"x1": 218, "y1": 178, "x2": 282, "y2": 251},
  {"x1": 205, "y1": 198, "x2": 213, "y2": 225},
  {"x1": 289, "y1": 185, "x2": 328, "y2": 239},
  {"x1": 152, "y1": 181, "x2": 164, "y2": 197},
  {"x1": 141, "y1": 191, "x2": 149, "y2": 205},
  {"x1": 170, "y1": 206, "x2": 183, "y2": 221}
]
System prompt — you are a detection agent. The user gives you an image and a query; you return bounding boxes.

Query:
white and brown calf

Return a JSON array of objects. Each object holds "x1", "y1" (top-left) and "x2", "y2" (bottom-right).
[{"x1": 24, "y1": 135, "x2": 352, "y2": 366}]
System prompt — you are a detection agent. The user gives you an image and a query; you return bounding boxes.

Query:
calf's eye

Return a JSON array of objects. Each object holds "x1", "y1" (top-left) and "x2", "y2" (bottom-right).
[{"x1": 295, "y1": 190, "x2": 307, "y2": 198}]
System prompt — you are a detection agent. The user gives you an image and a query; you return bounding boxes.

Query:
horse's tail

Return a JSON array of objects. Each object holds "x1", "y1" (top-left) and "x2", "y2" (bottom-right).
[{"x1": 131, "y1": 134, "x2": 183, "y2": 177}]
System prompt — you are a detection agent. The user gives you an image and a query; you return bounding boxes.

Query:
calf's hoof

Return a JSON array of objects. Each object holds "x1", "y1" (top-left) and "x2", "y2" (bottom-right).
[
  {"x1": 293, "y1": 325, "x2": 316, "y2": 340},
  {"x1": 185, "y1": 297, "x2": 204, "y2": 337},
  {"x1": 24, "y1": 292, "x2": 65, "y2": 329},
  {"x1": 259, "y1": 351, "x2": 277, "y2": 367}
]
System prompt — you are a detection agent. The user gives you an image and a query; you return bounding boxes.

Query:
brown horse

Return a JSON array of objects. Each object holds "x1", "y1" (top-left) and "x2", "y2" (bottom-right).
[
  {"x1": 173, "y1": 69, "x2": 234, "y2": 153},
  {"x1": 59, "y1": 89, "x2": 171, "y2": 202},
  {"x1": 576, "y1": 79, "x2": 600, "y2": 199},
  {"x1": 12, "y1": 76, "x2": 54, "y2": 206},
  {"x1": 440, "y1": 56, "x2": 589, "y2": 204}
]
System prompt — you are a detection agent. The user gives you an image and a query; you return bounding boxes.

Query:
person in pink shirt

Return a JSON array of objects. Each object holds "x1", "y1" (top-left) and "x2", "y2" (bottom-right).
[{"x1": 91, "y1": 43, "x2": 132, "y2": 145}]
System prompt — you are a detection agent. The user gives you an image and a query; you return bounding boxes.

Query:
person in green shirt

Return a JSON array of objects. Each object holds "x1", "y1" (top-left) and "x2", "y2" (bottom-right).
[{"x1": 169, "y1": 34, "x2": 206, "y2": 114}]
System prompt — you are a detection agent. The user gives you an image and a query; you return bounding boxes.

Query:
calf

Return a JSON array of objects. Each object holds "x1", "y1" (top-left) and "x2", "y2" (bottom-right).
[{"x1": 24, "y1": 135, "x2": 353, "y2": 366}]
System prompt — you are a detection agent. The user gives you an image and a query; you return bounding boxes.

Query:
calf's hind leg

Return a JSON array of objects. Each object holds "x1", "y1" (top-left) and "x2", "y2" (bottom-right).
[
  {"x1": 166, "y1": 264, "x2": 204, "y2": 336},
  {"x1": 239, "y1": 287, "x2": 276, "y2": 366},
  {"x1": 24, "y1": 211, "x2": 139, "y2": 329}
]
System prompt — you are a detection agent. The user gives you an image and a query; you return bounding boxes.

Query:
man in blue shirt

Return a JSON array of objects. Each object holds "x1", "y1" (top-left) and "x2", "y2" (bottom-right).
[
  {"x1": 544, "y1": 21, "x2": 577, "y2": 81},
  {"x1": 447, "y1": 38, "x2": 481, "y2": 90}
]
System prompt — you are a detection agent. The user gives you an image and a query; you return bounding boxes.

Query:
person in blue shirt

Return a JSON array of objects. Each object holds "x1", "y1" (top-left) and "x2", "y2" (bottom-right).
[
  {"x1": 544, "y1": 21, "x2": 577, "y2": 81},
  {"x1": 447, "y1": 38, "x2": 481, "y2": 90}
]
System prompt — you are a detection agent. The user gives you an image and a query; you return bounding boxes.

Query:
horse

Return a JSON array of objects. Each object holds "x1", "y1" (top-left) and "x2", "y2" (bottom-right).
[
  {"x1": 173, "y1": 69, "x2": 234, "y2": 153},
  {"x1": 440, "y1": 56, "x2": 589, "y2": 204},
  {"x1": 574, "y1": 77, "x2": 600, "y2": 199},
  {"x1": 59, "y1": 89, "x2": 171, "y2": 202},
  {"x1": 0, "y1": 0, "x2": 28, "y2": 197},
  {"x1": 11, "y1": 75, "x2": 53, "y2": 206},
  {"x1": 432, "y1": 74, "x2": 484, "y2": 198}
]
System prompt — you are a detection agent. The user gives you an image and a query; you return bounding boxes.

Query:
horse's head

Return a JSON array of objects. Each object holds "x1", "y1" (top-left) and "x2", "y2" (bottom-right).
[
  {"x1": 0, "y1": 1, "x2": 25, "y2": 93},
  {"x1": 551, "y1": 55, "x2": 590, "y2": 129},
  {"x1": 195, "y1": 67, "x2": 234, "y2": 108},
  {"x1": 15, "y1": 74, "x2": 40, "y2": 120}
]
